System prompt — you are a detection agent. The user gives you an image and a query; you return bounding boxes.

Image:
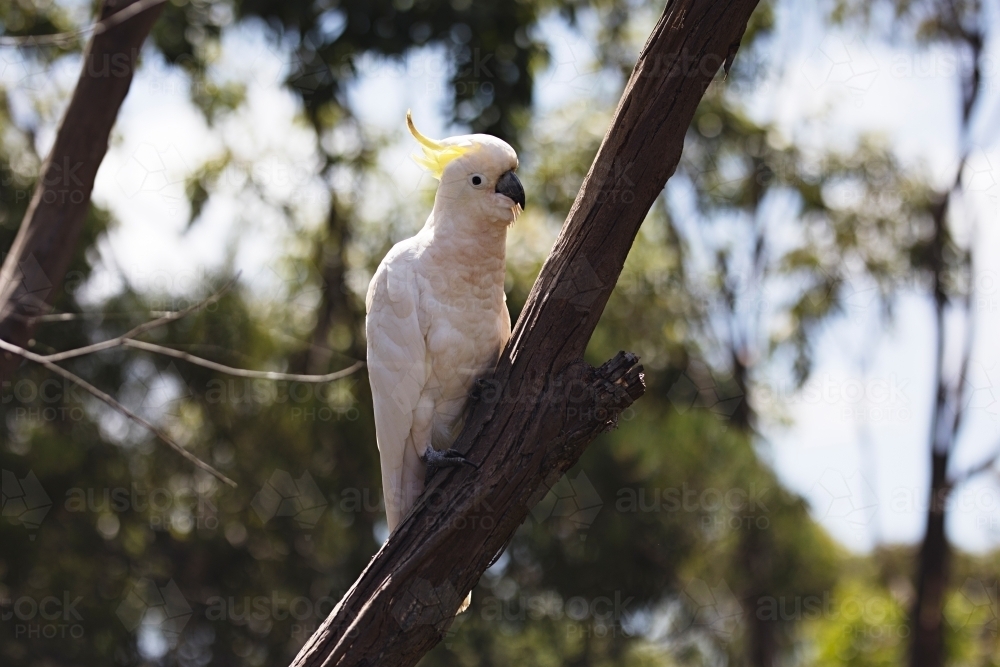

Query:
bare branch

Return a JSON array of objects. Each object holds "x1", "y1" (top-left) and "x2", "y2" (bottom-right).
[
  {"x1": 0, "y1": 0, "x2": 169, "y2": 46},
  {"x1": 10, "y1": 310, "x2": 201, "y2": 324},
  {"x1": 0, "y1": 336, "x2": 236, "y2": 488},
  {"x1": 0, "y1": 271, "x2": 364, "y2": 483},
  {"x1": 123, "y1": 339, "x2": 364, "y2": 382},
  {"x1": 947, "y1": 445, "x2": 1000, "y2": 490},
  {"x1": 32, "y1": 274, "x2": 363, "y2": 380},
  {"x1": 40, "y1": 275, "x2": 239, "y2": 364}
]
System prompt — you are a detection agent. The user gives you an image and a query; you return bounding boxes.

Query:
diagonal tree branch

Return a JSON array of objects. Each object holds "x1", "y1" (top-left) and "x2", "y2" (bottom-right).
[
  {"x1": 0, "y1": 0, "x2": 165, "y2": 377},
  {"x1": 289, "y1": 1, "x2": 760, "y2": 665}
]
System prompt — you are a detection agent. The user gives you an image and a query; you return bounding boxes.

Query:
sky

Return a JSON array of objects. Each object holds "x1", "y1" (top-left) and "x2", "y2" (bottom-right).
[
  {"x1": 4, "y1": 1, "x2": 1000, "y2": 554},
  {"x1": 755, "y1": 4, "x2": 1000, "y2": 553}
]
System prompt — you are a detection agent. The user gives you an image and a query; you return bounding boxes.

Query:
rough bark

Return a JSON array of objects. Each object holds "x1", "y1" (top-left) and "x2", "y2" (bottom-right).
[
  {"x1": 289, "y1": 1, "x2": 760, "y2": 665},
  {"x1": 0, "y1": 0, "x2": 165, "y2": 375}
]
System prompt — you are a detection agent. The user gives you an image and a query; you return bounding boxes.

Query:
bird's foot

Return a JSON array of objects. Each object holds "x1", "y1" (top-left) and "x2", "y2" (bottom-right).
[
  {"x1": 469, "y1": 377, "x2": 497, "y2": 402},
  {"x1": 422, "y1": 447, "x2": 477, "y2": 479}
]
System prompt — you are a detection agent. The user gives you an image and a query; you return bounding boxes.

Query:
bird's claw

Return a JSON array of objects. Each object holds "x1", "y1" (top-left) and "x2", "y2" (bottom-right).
[
  {"x1": 423, "y1": 447, "x2": 478, "y2": 479},
  {"x1": 469, "y1": 377, "x2": 493, "y2": 401}
]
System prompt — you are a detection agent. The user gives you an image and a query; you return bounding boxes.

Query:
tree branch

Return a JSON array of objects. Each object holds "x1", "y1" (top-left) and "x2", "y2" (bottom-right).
[
  {"x1": 1, "y1": 276, "x2": 364, "y2": 487},
  {"x1": 0, "y1": 336, "x2": 237, "y2": 487},
  {"x1": 289, "y1": 1, "x2": 759, "y2": 665},
  {"x1": 0, "y1": 0, "x2": 165, "y2": 377},
  {"x1": 122, "y1": 339, "x2": 364, "y2": 382},
  {"x1": 946, "y1": 445, "x2": 1000, "y2": 491},
  {"x1": 0, "y1": 0, "x2": 169, "y2": 46},
  {"x1": 39, "y1": 274, "x2": 241, "y2": 364}
]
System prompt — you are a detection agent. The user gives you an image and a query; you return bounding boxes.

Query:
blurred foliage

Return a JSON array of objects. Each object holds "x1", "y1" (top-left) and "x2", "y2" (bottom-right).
[
  {"x1": 150, "y1": 0, "x2": 549, "y2": 144},
  {"x1": 1, "y1": 1, "x2": 999, "y2": 667},
  {"x1": 0, "y1": 0, "x2": 76, "y2": 42}
]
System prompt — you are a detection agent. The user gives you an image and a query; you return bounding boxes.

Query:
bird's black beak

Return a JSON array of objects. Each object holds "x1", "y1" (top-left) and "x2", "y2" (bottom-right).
[{"x1": 495, "y1": 170, "x2": 525, "y2": 210}]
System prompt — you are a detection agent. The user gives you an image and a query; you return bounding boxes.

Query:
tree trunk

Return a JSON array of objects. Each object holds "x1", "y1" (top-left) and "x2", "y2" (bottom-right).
[
  {"x1": 0, "y1": 0, "x2": 164, "y2": 375},
  {"x1": 910, "y1": 450, "x2": 951, "y2": 667},
  {"x1": 289, "y1": 1, "x2": 760, "y2": 665},
  {"x1": 306, "y1": 202, "x2": 360, "y2": 370},
  {"x1": 908, "y1": 193, "x2": 958, "y2": 667}
]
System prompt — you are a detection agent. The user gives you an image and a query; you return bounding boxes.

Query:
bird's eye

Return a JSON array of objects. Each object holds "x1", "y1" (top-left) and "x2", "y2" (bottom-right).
[{"x1": 470, "y1": 174, "x2": 484, "y2": 187}]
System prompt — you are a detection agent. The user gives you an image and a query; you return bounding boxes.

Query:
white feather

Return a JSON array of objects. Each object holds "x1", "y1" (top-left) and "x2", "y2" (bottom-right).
[{"x1": 366, "y1": 131, "x2": 519, "y2": 539}]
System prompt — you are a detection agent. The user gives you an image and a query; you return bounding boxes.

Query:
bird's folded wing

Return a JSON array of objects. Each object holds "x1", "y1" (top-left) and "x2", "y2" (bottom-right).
[{"x1": 366, "y1": 252, "x2": 426, "y2": 528}]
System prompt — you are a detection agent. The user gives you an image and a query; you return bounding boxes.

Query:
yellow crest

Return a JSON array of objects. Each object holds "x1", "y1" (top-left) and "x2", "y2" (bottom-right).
[{"x1": 406, "y1": 110, "x2": 471, "y2": 179}]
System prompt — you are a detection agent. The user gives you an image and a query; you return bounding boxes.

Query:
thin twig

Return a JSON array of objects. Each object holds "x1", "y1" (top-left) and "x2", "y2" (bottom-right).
[
  {"x1": 0, "y1": 337, "x2": 236, "y2": 488},
  {"x1": 18, "y1": 311, "x2": 179, "y2": 324},
  {"x1": 947, "y1": 446, "x2": 1000, "y2": 490},
  {"x1": 1, "y1": 275, "x2": 364, "y2": 484},
  {"x1": 41, "y1": 275, "x2": 239, "y2": 364},
  {"x1": 123, "y1": 339, "x2": 364, "y2": 382},
  {"x1": 0, "y1": 0, "x2": 169, "y2": 47}
]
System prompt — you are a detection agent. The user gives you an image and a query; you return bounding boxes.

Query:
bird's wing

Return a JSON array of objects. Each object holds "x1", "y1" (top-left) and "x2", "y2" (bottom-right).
[{"x1": 366, "y1": 245, "x2": 426, "y2": 531}]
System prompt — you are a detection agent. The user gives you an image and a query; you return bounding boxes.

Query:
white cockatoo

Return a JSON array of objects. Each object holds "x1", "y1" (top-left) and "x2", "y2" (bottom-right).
[{"x1": 366, "y1": 111, "x2": 525, "y2": 535}]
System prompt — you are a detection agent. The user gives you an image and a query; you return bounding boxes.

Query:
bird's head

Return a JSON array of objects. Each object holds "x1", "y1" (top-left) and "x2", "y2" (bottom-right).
[{"x1": 407, "y1": 111, "x2": 524, "y2": 227}]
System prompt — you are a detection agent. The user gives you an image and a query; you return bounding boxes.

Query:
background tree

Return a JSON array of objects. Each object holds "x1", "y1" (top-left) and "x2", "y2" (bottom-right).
[{"x1": 831, "y1": 1, "x2": 1000, "y2": 664}]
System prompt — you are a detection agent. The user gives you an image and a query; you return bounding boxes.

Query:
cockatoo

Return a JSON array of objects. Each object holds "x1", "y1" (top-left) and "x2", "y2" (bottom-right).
[{"x1": 366, "y1": 112, "x2": 525, "y2": 535}]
